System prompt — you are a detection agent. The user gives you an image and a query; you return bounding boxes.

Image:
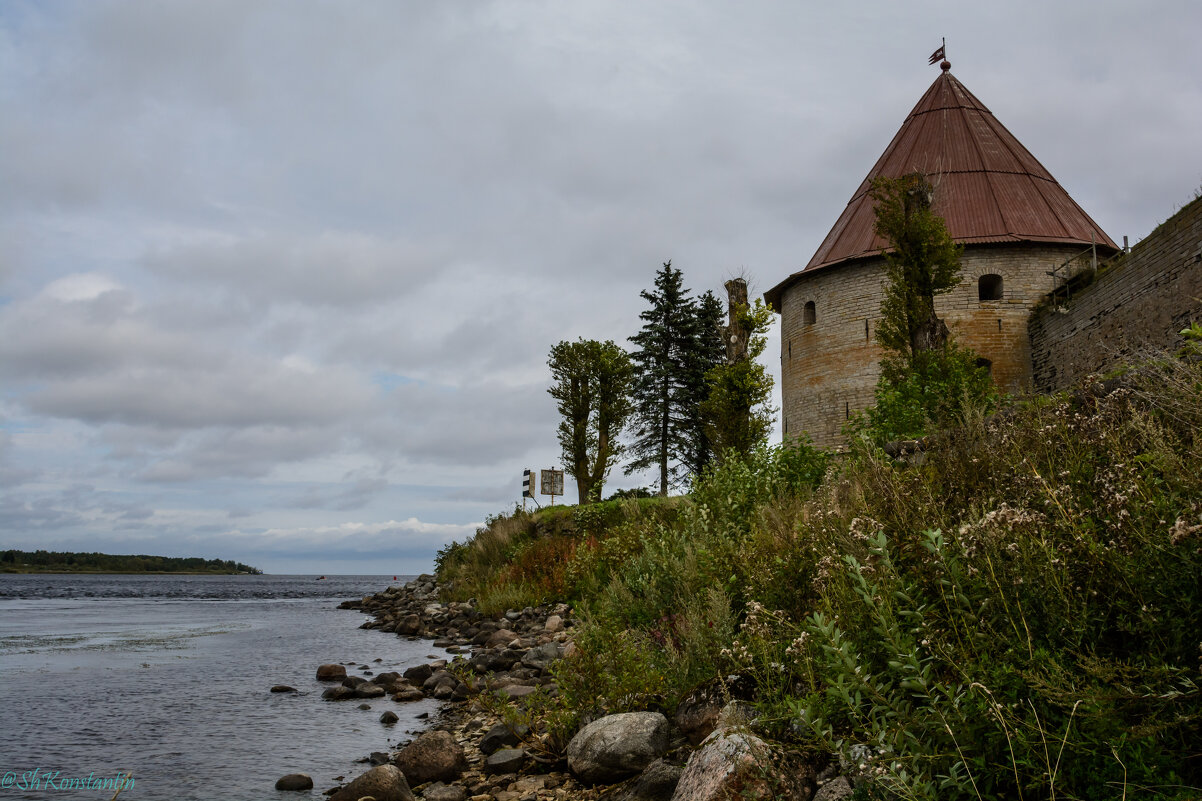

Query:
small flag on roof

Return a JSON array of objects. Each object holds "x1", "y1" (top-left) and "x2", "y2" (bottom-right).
[{"x1": 928, "y1": 39, "x2": 946, "y2": 66}]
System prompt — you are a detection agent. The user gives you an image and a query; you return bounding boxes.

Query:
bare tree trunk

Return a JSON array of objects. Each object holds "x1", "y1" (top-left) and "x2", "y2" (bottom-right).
[{"x1": 723, "y1": 278, "x2": 749, "y2": 364}]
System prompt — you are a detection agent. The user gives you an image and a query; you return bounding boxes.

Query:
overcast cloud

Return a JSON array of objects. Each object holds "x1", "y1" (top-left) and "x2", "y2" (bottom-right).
[{"x1": 2, "y1": 1, "x2": 1199, "y2": 573}]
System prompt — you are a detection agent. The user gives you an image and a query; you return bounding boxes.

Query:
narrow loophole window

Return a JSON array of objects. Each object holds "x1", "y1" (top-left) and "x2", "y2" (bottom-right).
[
  {"x1": 803, "y1": 301, "x2": 816, "y2": 325},
  {"x1": 978, "y1": 274, "x2": 1003, "y2": 302}
]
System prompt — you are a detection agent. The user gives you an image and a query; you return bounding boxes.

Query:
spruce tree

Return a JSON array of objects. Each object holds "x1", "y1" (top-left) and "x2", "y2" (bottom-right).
[
  {"x1": 626, "y1": 262, "x2": 699, "y2": 495},
  {"x1": 682, "y1": 289, "x2": 726, "y2": 477}
]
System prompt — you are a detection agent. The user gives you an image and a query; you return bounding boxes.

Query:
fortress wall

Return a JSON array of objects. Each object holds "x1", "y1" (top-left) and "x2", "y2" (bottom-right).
[
  {"x1": 1029, "y1": 197, "x2": 1202, "y2": 393},
  {"x1": 779, "y1": 244, "x2": 1084, "y2": 448},
  {"x1": 779, "y1": 260, "x2": 885, "y2": 448}
]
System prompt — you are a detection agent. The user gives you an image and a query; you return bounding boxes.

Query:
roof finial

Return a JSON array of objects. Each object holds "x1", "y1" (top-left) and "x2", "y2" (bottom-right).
[{"x1": 928, "y1": 37, "x2": 950, "y2": 71}]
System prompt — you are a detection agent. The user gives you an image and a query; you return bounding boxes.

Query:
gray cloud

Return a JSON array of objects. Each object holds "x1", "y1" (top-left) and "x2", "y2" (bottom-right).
[{"x1": 1, "y1": 1, "x2": 1199, "y2": 571}]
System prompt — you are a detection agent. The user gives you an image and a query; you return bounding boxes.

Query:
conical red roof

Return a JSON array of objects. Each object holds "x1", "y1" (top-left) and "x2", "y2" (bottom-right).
[{"x1": 767, "y1": 66, "x2": 1116, "y2": 308}]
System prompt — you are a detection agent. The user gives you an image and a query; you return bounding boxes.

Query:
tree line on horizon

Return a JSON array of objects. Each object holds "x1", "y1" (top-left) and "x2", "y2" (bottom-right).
[{"x1": 1, "y1": 549, "x2": 263, "y2": 574}]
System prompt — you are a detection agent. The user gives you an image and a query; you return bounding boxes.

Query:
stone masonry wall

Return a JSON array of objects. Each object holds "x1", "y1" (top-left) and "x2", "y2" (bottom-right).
[
  {"x1": 779, "y1": 243, "x2": 1086, "y2": 448},
  {"x1": 1028, "y1": 197, "x2": 1202, "y2": 393}
]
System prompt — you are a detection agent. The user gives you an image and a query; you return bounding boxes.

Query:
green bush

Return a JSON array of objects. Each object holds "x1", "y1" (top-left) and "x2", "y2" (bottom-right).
[{"x1": 849, "y1": 344, "x2": 997, "y2": 444}]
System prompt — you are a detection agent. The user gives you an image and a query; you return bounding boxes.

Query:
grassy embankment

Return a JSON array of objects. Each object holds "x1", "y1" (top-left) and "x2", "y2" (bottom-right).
[{"x1": 437, "y1": 354, "x2": 1201, "y2": 800}]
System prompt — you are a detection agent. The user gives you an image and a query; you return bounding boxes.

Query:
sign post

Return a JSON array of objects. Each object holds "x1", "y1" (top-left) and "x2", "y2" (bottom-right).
[
  {"x1": 521, "y1": 469, "x2": 534, "y2": 510},
  {"x1": 540, "y1": 468, "x2": 564, "y2": 506}
]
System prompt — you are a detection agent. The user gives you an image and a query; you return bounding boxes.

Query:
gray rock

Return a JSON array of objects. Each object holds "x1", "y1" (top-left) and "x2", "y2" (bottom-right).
[
  {"x1": 496, "y1": 684, "x2": 539, "y2": 701},
  {"x1": 275, "y1": 773, "x2": 313, "y2": 791},
  {"x1": 674, "y1": 675, "x2": 755, "y2": 747},
  {"x1": 484, "y1": 748, "x2": 526, "y2": 775},
  {"x1": 393, "y1": 729, "x2": 467, "y2": 785},
  {"x1": 316, "y1": 663, "x2": 346, "y2": 681},
  {"x1": 671, "y1": 729, "x2": 811, "y2": 801},
  {"x1": 566, "y1": 712, "x2": 669, "y2": 785},
  {"x1": 479, "y1": 722, "x2": 530, "y2": 755},
  {"x1": 520, "y1": 641, "x2": 562, "y2": 671},
  {"x1": 270, "y1": 685, "x2": 297, "y2": 693},
  {"x1": 322, "y1": 685, "x2": 356, "y2": 701},
  {"x1": 484, "y1": 628, "x2": 520, "y2": 648},
  {"x1": 355, "y1": 682, "x2": 387, "y2": 698},
  {"x1": 813, "y1": 776, "x2": 854, "y2": 801},
  {"x1": 329, "y1": 764, "x2": 414, "y2": 801},
  {"x1": 396, "y1": 613, "x2": 422, "y2": 635},
  {"x1": 422, "y1": 782, "x2": 467, "y2": 801},
  {"x1": 380, "y1": 710, "x2": 399, "y2": 724},
  {"x1": 622, "y1": 759, "x2": 681, "y2": 801},
  {"x1": 403, "y1": 663, "x2": 434, "y2": 684},
  {"x1": 375, "y1": 671, "x2": 402, "y2": 687},
  {"x1": 392, "y1": 687, "x2": 426, "y2": 702}
]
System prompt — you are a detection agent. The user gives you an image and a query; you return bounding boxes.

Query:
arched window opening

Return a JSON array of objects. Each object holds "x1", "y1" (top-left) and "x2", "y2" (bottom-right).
[
  {"x1": 803, "y1": 301, "x2": 816, "y2": 326},
  {"x1": 978, "y1": 274, "x2": 1003, "y2": 302},
  {"x1": 975, "y1": 357, "x2": 993, "y2": 376}
]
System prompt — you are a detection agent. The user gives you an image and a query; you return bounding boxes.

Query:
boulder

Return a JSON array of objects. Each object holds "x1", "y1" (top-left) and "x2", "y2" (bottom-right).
[
  {"x1": 479, "y1": 722, "x2": 529, "y2": 755},
  {"x1": 566, "y1": 712, "x2": 669, "y2": 785},
  {"x1": 392, "y1": 687, "x2": 425, "y2": 702},
  {"x1": 485, "y1": 628, "x2": 520, "y2": 648},
  {"x1": 674, "y1": 675, "x2": 754, "y2": 747},
  {"x1": 495, "y1": 684, "x2": 539, "y2": 701},
  {"x1": 270, "y1": 685, "x2": 297, "y2": 693},
  {"x1": 329, "y1": 764, "x2": 414, "y2": 801},
  {"x1": 423, "y1": 782, "x2": 467, "y2": 801},
  {"x1": 623, "y1": 759, "x2": 682, "y2": 801},
  {"x1": 354, "y1": 682, "x2": 387, "y2": 699},
  {"x1": 380, "y1": 710, "x2": 399, "y2": 724},
  {"x1": 392, "y1": 729, "x2": 467, "y2": 785},
  {"x1": 520, "y1": 641, "x2": 562, "y2": 672},
  {"x1": 396, "y1": 613, "x2": 422, "y2": 635},
  {"x1": 483, "y1": 748, "x2": 527, "y2": 775},
  {"x1": 321, "y1": 685, "x2": 356, "y2": 701},
  {"x1": 403, "y1": 663, "x2": 434, "y2": 684},
  {"x1": 544, "y1": 614, "x2": 564, "y2": 633},
  {"x1": 375, "y1": 671, "x2": 402, "y2": 687},
  {"x1": 813, "y1": 776, "x2": 854, "y2": 801},
  {"x1": 316, "y1": 664, "x2": 347, "y2": 681},
  {"x1": 671, "y1": 729, "x2": 811, "y2": 801},
  {"x1": 274, "y1": 773, "x2": 313, "y2": 791}
]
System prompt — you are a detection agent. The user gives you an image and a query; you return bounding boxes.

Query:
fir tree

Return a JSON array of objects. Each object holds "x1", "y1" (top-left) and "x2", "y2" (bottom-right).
[
  {"x1": 626, "y1": 261, "x2": 701, "y2": 495},
  {"x1": 682, "y1": 289, "x2": 726, "y2": 477}
]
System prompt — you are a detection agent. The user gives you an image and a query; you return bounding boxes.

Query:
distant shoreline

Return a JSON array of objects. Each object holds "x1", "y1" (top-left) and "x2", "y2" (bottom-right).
[
  {"x1": 1, "y1": 550, "x2": 262, "y2": 575},
  {"x1": 1, "y1": 568, "x2": 259, "y2": 575}
]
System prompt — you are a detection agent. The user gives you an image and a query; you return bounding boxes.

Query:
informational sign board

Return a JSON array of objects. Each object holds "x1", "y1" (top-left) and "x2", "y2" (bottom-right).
[{"x1": 540, "y1": 469, "x2": 564, "y2": 499}]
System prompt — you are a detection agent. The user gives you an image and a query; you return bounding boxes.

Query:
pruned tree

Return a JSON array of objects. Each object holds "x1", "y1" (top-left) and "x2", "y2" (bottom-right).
[
  {"x1": 700, "y1": 283, "x2": 776, "y2": 460},
  {"x1": 547, "y1": 338, "x2": 634, "y2": 504}
]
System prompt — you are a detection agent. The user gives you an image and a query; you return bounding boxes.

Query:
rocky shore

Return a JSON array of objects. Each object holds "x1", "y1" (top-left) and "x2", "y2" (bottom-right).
[{"x1": 293, "y1": 576, "x2": 851, "y2": 801}]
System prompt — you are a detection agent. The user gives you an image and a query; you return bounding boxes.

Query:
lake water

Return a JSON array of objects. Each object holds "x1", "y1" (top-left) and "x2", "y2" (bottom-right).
[{"x1": 0, "y1": 574, "x2": 445, "y2": 800}]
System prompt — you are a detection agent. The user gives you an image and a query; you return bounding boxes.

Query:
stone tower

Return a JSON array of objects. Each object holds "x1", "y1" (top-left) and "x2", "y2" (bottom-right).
[{"x1": 765, "y1": 61, "x2": 1118, "y2": 447}]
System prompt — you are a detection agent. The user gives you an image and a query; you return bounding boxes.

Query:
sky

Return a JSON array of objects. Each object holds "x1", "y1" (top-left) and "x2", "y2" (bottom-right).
[{"x1": 2, "y1": 2, "x2": 1199, "y2": 574}]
